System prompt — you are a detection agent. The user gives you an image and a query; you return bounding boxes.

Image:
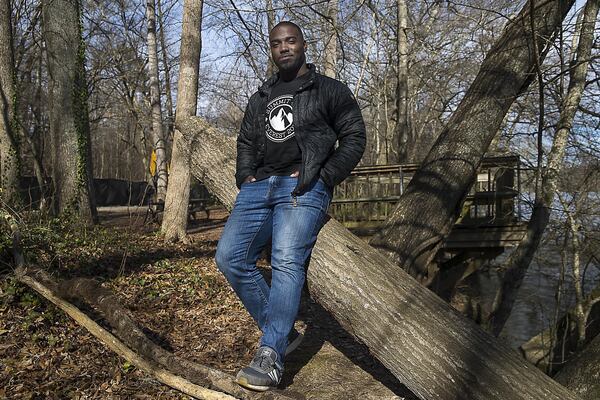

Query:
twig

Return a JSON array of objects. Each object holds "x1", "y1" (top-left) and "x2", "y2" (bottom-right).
[
  {"x1": 9, "y1": 227, "x2": 296, "y2": 399},
  {"x1": 15, "y1": 267, "x2": 236, "y2": 400}
]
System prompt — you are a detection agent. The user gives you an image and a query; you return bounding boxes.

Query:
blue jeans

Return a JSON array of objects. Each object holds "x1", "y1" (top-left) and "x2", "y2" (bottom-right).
[{"x1": 215, "y1": 175, "x2": 331, "y2": 362}]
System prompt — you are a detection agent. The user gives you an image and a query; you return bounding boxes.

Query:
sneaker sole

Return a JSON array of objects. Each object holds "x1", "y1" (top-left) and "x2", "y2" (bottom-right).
[
  {"x1": 236, "y1": 376, "x2": 272, "y2": 392},
  {"x1": 285, "y1": 332, "x2": 304, "y2": 356}
]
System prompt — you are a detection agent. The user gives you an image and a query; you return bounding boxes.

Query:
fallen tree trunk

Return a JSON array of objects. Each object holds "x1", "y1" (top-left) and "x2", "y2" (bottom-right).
[
  {"x1": 15, "y1": 267, "x2": 237, "y2": 400},
  {"x1": 14, "y1": 265, "x2": 300, "y2": 400},
  {"x1": 554, "y1": 333, "x2": 600, "y2": 400},
  {"x1": 6, "y1": 207, "x2": 295, "y2": 399},
  {"x1": 180, "y1": 117, "x2": 580, "y2": 400},
  {"x1": 520, "y1": 285, "x2": 600, "y2": 374}
]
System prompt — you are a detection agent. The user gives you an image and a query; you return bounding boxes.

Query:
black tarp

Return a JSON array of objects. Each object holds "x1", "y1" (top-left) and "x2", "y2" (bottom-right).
[{"x1": 19, "y1": 177, "x2": 154, "y2": 207}]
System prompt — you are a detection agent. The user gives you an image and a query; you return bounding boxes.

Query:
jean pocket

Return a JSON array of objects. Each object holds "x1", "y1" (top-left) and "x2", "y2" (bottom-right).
[{"x1": 317, "y1": 177, "x2": 333, "y2": 197}]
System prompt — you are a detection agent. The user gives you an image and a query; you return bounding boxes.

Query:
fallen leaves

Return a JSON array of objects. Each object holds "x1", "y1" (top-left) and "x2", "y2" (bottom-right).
[{"x1": 0, "y1": 209, "x2": 255, "y2": 398}]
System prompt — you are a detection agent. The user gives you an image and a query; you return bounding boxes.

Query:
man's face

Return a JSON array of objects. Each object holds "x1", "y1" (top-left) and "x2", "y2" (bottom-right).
[{"x1": 269, "y1": 24, "x2": 306, "y2": 72}]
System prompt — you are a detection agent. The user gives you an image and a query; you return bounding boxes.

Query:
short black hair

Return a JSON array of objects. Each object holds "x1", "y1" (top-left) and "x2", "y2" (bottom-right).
[{"x1": 271, "y1": 21, "x2": 305, "y2": 41}]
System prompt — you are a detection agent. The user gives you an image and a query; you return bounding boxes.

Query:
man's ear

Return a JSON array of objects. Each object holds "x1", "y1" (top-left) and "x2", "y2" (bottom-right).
[{"x1": 303, "y1": 40, "x2": 307, "y2": 51}]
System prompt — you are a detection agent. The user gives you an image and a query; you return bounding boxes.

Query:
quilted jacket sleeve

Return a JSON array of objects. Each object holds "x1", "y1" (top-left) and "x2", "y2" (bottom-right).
[
  {"x1": 235, "y1": 94, "x2": 258, "y2": 189},
  {"x1": 320, "y1": 84, "x2": 366, "y2": 188}
]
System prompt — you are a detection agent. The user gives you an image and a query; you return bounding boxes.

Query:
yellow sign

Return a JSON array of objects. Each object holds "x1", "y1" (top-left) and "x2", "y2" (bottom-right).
[{"x1": 149, "y1": 150, "x2": 157, "y2": 176}]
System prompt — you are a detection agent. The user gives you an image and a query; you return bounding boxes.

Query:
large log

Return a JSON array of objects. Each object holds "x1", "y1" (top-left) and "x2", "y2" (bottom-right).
[
  {"x1": 179, "y1": 117, "x2": 579, "y2": 400},
  {"x1": 554, "y1": 333, "x2": 600, "y2": 400}
]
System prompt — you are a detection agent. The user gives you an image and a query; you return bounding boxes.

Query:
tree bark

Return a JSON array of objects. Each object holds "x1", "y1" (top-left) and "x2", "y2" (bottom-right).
[
  {"x1": 0, "y1": 0, "x2": 22, "y2": 208},
  {"x1": 487, "y1": 0, "x2": 599, "y2": 336},
  {"x1": 369, "y1": 0, "x2": 576, "y2": 283},
  {"x1": 322, "y1": 0, "x2": 338, "y2": 79},
  {"x1": 394, "y1": 0, "x2": 411, "y2": 163},
  {"x1": 43, "y1": 0, "x2": 95, "y2": 222},
  {"x1": 157, "y1": 0, "x2": 175, "y2": 138},
  {"x1": 26, "y1": 44, "x2": 48, "y2": 210},
  {"x1": 554, "y1": 333, "x2": 600, "y2": 400},
  {"x1": 178, "y1": 116, "x2": 580, "y2": 400},
  {"x1": 161, "y1": 0, "x2": 203, "y2": 242},
  {"x1": 265, "y1": 0, "x2": 276, "y2": 78},
  {"x1": 146, "y1": 0, "x2": 168, "y2": 202},
  {"x1": 519, "y1": 284, "x2": 600, "y2": 374}
]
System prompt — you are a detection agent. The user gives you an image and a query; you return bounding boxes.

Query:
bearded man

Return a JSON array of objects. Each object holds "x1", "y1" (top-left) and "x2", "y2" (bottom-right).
[{"x1": 215, "y1": 21, "x2": 366, "y2": 391}]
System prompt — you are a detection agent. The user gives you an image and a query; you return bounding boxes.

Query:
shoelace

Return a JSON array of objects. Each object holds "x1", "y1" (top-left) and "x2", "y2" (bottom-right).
[{"x1": 253, "y1": 350, "x2": 274, "y2": 371}]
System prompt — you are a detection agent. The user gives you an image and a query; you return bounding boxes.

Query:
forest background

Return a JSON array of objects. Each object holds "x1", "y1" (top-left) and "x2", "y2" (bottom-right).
[{"x1": 0, "y1": 0, "x2": 599, "y2": 399}]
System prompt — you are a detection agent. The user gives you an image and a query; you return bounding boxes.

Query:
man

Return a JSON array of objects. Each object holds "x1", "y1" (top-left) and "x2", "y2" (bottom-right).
[{"x1": 215, "y1": 21, "x2": 365, "y2": 391}]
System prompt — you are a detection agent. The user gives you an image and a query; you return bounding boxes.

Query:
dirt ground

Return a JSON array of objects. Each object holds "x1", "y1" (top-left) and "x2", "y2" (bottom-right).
[{"x1": 0, "y1": 206, "x2": 415, "y2": 399}]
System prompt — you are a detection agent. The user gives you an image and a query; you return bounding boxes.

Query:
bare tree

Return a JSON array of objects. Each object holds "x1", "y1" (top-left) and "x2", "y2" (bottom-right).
[
  {"x1": 394, "y1": 0, "x2": 410, "y2": 162},
  {"x1": 322, "y1": 0, "x2": 338, "y2": 78},
  {"x1": 0, "y1": 0, "x2": 22, "y2": 208},
  {"x1": 145, "y1": 0, "x2": 168, "y2": 202},
  {"x1": 369, "y1": 0, "x2": 576, "y2": 284},
  {"x1": 43, "y1": 0, "x2": 95, "y2": 222},
  {"x1": 157, "y1": 0, "x2": 175, "y2": 138},
  {"x1": 161, "y1": 0, "x2": 204, "y2": 242},
  {"x1": 487, "y1": 0, "x2": 600, "y2": 335}
]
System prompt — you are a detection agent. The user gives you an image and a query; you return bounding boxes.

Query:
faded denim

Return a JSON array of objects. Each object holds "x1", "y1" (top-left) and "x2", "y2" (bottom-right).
[{"x1": 215, "y1": 175, "x2": 331, "y2": 361}]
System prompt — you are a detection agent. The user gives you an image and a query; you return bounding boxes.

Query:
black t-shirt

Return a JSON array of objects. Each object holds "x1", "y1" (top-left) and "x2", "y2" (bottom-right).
[{"x1": 254, "y1": 73, "x2": 310, "y2": 181}]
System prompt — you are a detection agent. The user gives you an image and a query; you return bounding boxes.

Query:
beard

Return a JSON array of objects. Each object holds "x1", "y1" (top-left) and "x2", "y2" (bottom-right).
[{"x1": 276, "y1": 53, "x2": 306, "y2": 74}]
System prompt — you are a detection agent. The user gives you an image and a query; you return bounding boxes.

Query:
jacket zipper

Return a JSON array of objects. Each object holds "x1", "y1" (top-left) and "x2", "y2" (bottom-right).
[
  {"x1": 290, "y1": 78, "x2": 314, "y2": 198},
  {"x1": 292, "y1": 94, "x2": 306, "y2": 198}
]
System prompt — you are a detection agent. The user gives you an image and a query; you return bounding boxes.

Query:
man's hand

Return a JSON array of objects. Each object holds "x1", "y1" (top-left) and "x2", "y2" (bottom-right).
[
  {"x1": 289, "y1": 170, "x2": 299, "y2": 177},
  {"x1": 244, "y1": 175, "x2": 257, "y2": 183}
]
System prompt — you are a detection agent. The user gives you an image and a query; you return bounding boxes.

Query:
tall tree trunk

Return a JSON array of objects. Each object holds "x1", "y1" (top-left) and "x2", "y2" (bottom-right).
[
  {"x1": 157, "y1": 0, "x2": 174, "y2": 138},
  {"x1": 369, "y1": 0, "x2": 575, "y2": 282},
  {"x1": 0, "y1": 0, "x2": 22, "y2": 208},
  {"x1": 145, "y1": 0, "x2": 168, "y2": 202},
  {"x1": 394, "y1": 0, "x2": 410, "y2": 163},
  {"x1": 487, "y1": 0, "x2": 599, "y2": 336},
  {"x1": 265, "y1": 0, "x2": 275, "y2": 78},
  {"x1": 43, "y1": 0, "x2": 95, "y2": 222},
  {"x1": 160, "y1": 0, "x2": 203, "y2": 242},
  {"x1": 179, "y1": 117, "x2": 579, "y2": 400},
  {"x1": 28, "y1": 53, "x2": 49, "y2": 210},
  {"x1": 322, "y1": 0, "x2": 338, "y2": 78}
]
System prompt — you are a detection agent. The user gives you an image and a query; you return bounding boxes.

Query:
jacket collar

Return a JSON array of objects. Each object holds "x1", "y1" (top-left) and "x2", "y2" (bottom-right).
[{"x1": 259, "y1": 63, "x2": 318, "y2": 95}]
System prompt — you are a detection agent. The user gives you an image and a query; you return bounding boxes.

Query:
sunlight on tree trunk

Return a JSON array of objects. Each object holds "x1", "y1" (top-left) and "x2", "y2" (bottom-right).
[
  {"x1": 146, "y1": 0, "x2": 168, "y2": 202},
  {"x1": 161, "y1": 0, "x2": 204, "y2": 242}
]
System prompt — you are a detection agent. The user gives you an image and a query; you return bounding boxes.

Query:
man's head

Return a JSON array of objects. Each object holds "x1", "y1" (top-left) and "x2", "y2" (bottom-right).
[{"x1": 269, "y1": 21, "x2": 307, "y2": 74}]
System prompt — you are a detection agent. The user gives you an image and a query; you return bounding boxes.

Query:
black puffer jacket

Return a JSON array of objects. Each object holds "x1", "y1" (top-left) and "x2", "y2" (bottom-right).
[{"x1": 235, "y1": 64, "x2": 366, "y2": 195}]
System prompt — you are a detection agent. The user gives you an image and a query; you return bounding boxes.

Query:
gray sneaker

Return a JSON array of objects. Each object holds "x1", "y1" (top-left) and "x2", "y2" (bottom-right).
[
  {"x1": 236, "y1": 346, "x2": 284, "y2": 391},
  {"x1": 285, "y1": 329, "x2": 304, "y2": 356}
]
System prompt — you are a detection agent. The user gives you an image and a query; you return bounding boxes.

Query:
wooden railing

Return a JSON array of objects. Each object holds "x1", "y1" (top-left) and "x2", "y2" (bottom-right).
[{"x1": 330, "y1": 155, "x2": 522, "y2": 233}]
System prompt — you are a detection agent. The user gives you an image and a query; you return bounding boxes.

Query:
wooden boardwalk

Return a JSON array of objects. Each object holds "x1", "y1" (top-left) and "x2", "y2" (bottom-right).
[{"x1": 330, "y1": 155, "x2": 527, "y2": 252}]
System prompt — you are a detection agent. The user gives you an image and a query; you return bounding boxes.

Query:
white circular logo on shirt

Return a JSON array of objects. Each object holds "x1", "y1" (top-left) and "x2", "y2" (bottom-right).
[{"x1": 265, "y1": 95, "x2": 295, "y2": 142}]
